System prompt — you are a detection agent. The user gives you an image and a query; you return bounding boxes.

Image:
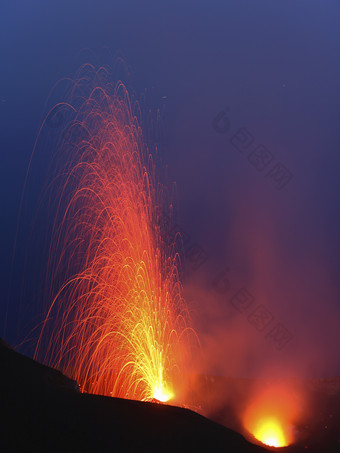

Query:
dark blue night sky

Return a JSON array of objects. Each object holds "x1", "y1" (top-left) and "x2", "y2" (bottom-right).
[{"x1": 1, "y1": 0, "x2": 340, "y2": 378}]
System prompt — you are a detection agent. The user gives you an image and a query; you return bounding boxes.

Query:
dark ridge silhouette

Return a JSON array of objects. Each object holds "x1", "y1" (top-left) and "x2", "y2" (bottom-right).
[
  {"x1": 1, "y1": 338, "x2": 339, "y2": 452},
  {"x1": 0, "y1": 338, "x2": 266, "y2": 452}
]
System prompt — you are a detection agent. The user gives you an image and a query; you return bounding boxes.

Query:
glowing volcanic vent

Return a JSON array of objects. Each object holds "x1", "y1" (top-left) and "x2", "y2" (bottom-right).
[
  {"x1": 251, "y1": 417, "x2": 287, "y2": 448},
  {"x1": 34, "y1": 65, "x2": 193, "y2": 403},
  {"x1": 243, "y1": 385, "x2": 300, "y2": 448}
]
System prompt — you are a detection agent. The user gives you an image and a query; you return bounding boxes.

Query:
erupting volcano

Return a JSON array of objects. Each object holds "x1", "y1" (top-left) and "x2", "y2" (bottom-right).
[
  {"x1": 251, "y1": 417, "x2": 287, "y2": 447},
  {"x1": 243, "y1": 385, "x2": 300, "y2": 448},
  {"x1": 34, "y1": 65, "x2": 193, "y2": 403}
]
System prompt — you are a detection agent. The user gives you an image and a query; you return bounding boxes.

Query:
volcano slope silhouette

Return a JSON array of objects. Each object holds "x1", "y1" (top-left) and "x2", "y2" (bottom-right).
[
  {"x1": 3, "y1": 338, "x2": 339, "y2": 452},
  {"x1": 0, "y1": 339, "x2": 266, "y2": 453}
]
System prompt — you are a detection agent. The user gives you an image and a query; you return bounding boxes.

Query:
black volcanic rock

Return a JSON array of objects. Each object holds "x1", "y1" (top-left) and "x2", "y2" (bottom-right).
[
  {"x1": 0, "y1": 338, "x2": 79, "y2": 393},
  {"x1": 0, "y1": 338, "x2": 267, "y2": 453}
]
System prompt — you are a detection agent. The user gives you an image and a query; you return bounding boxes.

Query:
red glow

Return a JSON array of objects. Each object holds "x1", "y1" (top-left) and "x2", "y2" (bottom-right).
[
  {"x1": 243, "y1": 385, "x2": 300, "y2": 447},
  {"x1": 35, "y1": 65, "x2": 194, "y2": 402}
]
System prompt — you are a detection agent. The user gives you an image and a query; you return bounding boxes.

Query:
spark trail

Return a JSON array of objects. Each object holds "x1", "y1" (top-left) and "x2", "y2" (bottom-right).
[{"x1": 35, "y1": 65, "x2": 192, "y2": 403}]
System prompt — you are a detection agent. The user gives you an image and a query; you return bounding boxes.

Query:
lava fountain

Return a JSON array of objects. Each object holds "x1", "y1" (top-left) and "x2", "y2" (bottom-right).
[
  {"x1": 243, "y1": 384, "x2": 300, "y2": 447},
  {"x1": 34, "y1": 65, "x2": 193, "y2": 403}
]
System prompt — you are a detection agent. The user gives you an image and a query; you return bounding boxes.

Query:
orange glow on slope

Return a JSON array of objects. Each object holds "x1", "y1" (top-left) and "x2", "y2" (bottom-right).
[
  {"x1": 34, "y1": 65, "x2": 194, "y2": 403},
  {"x1": 252, "y1": 417, "x2": 287, "y2": 447},
  {"x1": 243, "y1": 385, "x2": 300, "y2": 447},
  {"x1": 153, "y1": 384, "x2": 174, "y2": 402}
]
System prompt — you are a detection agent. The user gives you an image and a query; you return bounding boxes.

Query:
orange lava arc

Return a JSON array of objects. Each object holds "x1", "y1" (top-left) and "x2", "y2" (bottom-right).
[
  {"x1": 243, "y1": 385, "x2": 300, "y2": 448},
  {"x1": 34, "y1": 65, "x2": 194, "y2": 403}
]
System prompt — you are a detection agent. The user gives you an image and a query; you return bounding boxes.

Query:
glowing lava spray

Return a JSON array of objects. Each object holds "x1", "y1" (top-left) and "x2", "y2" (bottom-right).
[{"x1": 34, "y1": 65, "x2": 193, "y2": 403}]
